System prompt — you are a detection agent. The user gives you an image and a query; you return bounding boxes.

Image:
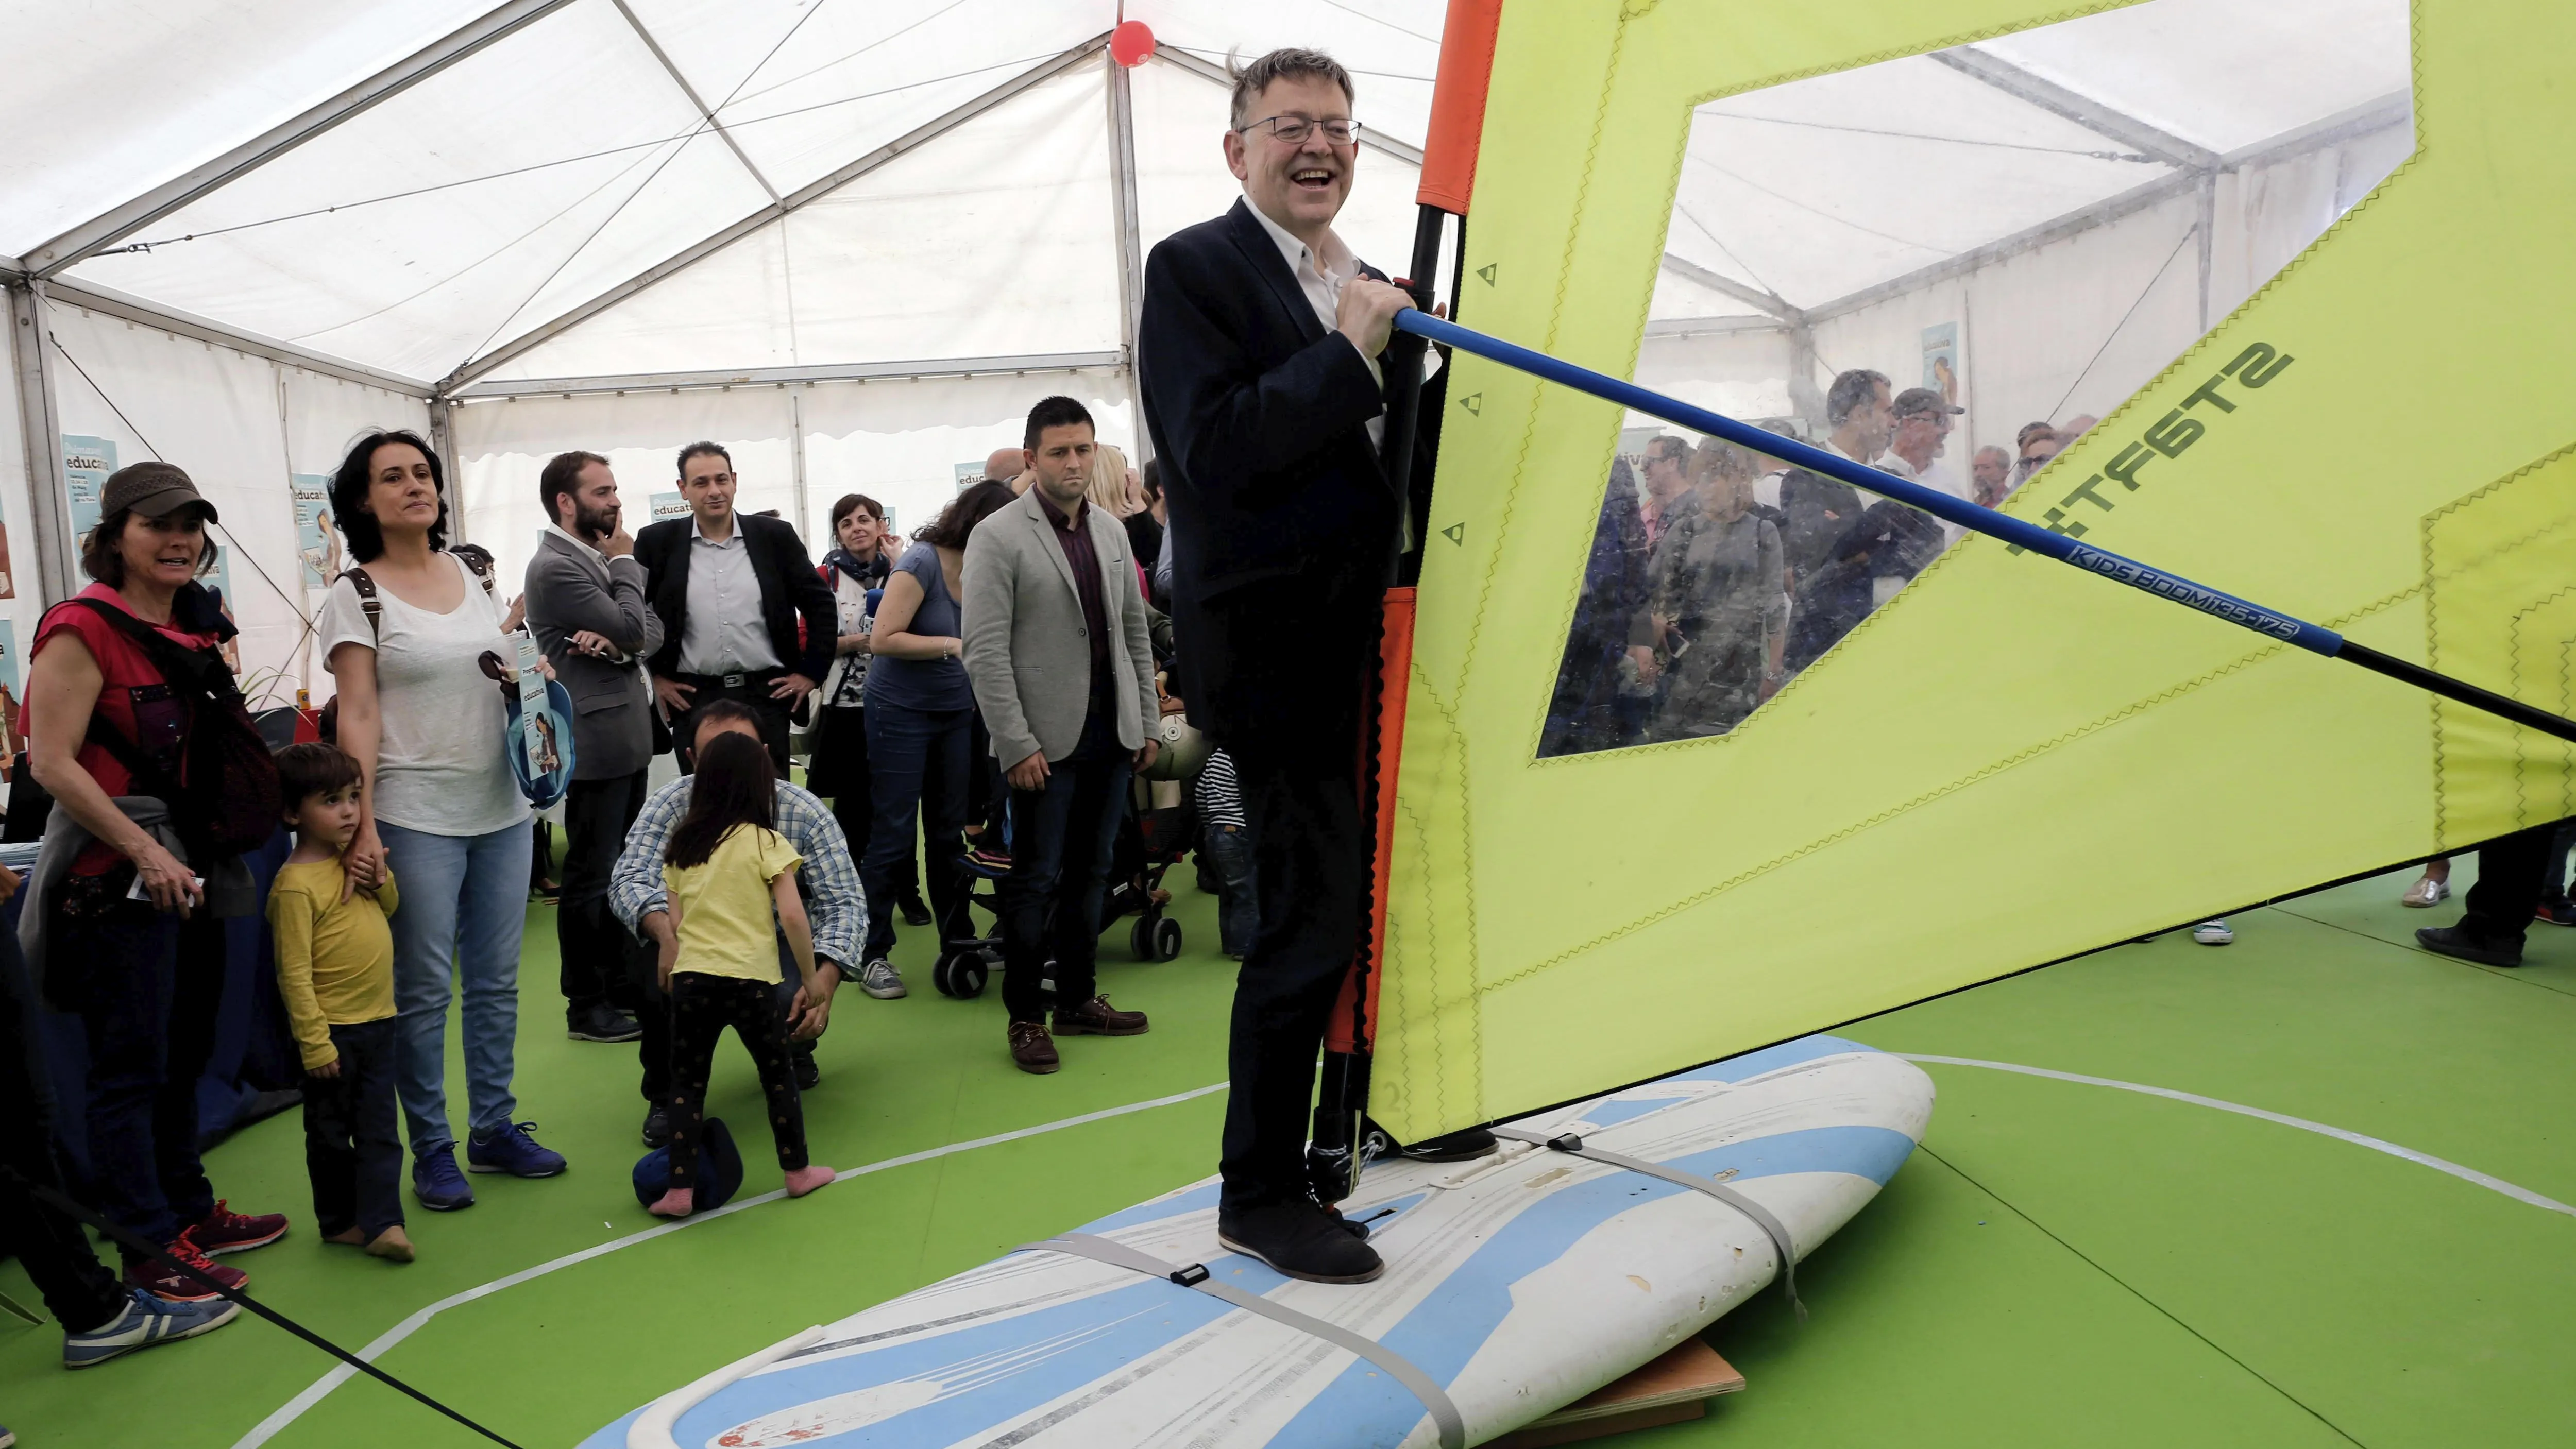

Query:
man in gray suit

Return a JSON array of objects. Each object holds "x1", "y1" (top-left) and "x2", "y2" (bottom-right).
[
  {"x1": 962, "y1": 396, "x2": 1160, "y2": 1074},
  {"x1": 525, "y1": 450, "x2": 665, "y2": 1045}
]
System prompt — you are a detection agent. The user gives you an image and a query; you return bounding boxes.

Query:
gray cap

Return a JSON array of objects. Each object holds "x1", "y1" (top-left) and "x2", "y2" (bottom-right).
[
  {"x1": 99, "y1": 461, "x2": 219, "y2": 523},
  {"x1": 1892, "y1": 387, "x2": 1963, "y2": 419}
]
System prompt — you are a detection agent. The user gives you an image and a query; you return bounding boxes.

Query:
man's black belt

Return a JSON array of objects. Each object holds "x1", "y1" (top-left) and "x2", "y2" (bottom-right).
[{"x1": 675, "y1": 668, "x2": 784, "y2": 693}]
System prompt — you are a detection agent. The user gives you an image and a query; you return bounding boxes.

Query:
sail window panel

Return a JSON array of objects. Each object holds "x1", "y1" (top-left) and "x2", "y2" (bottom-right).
[
  {"x1": 60, "y1": 0, "x2": 747, "y2": 380},
  {"x1": 1539, "y1": 0, "x2": 2413, "y2": 759},
  {"x1": 1130, "y1": 55, "x2": 1425, "y2": 290},
  {"x1": 1136, "y1": 0, "x2": 1442, "y2": 151},
  {"x1": 622, "y1": 0, "x2": 1111, "y2": 199},
  {"x1": 781, "y1": 63, "x2": 1121, "y2": 366},
  {"x1": 479, "y1": 223, "x2": 799, "y2": 381},
  {"x1": 0, "y1": 0, "x2": 494, "y2": 256}
]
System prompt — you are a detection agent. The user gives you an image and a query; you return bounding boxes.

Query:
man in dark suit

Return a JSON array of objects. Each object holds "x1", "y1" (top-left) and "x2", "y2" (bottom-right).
[
  {"x1": 1138, "y1": 46, "x2": 1416, "y2": 1285},
  {"x1": 635, "y1": 442, "x2": 835, "y2": 775},
  {"x1": 525, "y1": 451, "x2": 665, "y2": 1045}
]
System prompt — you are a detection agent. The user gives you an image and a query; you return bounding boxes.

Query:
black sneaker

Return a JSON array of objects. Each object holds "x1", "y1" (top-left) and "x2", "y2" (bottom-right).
[
  {"x1": 792, "y1": 1045, "x2": 821, "y2": 1091},
  {"x1": 568, "y1": 1002, "x2": 641, "y2": 1043},
  {"x1": 1218, "y1": 1198, "x2": 1384, "y2": 1284},
  {"x1": 641, "y1": 1107, "x2": 672, "y2": 1150},
  {"x1": 898, "y1": 895, "x2": 934, "y2": 927},
  {"x1": 2417, "y1": 924, "x2": 2524, "y2": 968}
]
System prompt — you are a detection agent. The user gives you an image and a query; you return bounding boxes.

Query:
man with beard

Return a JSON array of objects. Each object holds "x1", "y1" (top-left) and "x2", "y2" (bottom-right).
[{"x1": 525, "y1": 450, "x2": 663, "y2": 1045}]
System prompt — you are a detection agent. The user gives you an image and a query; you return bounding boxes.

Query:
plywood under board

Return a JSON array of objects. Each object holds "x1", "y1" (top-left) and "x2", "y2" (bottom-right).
[{"x1": 1490, "y1": 1339, "x2": 1744, "y2": 1447}]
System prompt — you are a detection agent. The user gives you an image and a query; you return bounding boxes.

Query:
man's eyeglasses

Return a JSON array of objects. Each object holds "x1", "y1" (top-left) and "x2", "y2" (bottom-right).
[{"x1": 1236, "y1": 114, "x2": 1361, "y2": 147}]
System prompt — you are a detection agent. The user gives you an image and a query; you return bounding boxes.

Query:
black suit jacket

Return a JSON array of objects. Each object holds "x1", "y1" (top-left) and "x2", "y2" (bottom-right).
[
  {"x1": 633, "y1": 511, "x2": 835, "y2": 684},
  {"x1": 1138, "y1": 199, "x2": 1398, "y2": 749}
]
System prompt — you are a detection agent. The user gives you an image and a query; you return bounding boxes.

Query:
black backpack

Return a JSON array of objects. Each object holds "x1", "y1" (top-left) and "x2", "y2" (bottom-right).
[{"x1": 73, "y1": 598, "x2": 281, "y2": 860}]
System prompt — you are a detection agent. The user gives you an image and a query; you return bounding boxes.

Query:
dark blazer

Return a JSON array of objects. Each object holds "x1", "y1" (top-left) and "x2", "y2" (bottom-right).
[
  {"x1": 1138, "y1": 198, "x2": 1398, "y2": 748},
  {"x1": 633, "y1": 511, "x2": 835, "y2": 684}
]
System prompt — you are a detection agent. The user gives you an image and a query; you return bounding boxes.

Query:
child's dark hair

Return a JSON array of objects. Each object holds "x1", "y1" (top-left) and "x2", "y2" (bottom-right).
[
  {"x1": 275, "y1": 742, "x2": 361, "y2": 814},
  {"x1": 665, "y1": 731, "x2": 775, "y2": 871}
]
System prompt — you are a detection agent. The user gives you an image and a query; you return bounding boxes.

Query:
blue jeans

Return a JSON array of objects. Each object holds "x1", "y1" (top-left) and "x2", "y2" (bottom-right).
[
  {"x1": 998, "y1": 713, "x2": 1132, "y2": 1024},
  {"x1": 1201, "y1": 823, "x2": 1259, "y2": 959},
  {"x1": 58, "y1": 897, "x2": 216, "y2": 1249},
  {"x1": 380, "y1": 819, "x2": 534, "y2": 1155},
  {"x1": 861, "y1": 700, "x2": 971, "y2": 962}
]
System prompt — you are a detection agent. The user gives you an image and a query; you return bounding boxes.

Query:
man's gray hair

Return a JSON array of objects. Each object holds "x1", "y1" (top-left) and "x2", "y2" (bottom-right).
[
  {"x1": 1230, "y1": 47, "x2": 1355, "y2": 130},
  {"x1": 1825, "y1": 369, "x2": 1890, "y2": 427}
]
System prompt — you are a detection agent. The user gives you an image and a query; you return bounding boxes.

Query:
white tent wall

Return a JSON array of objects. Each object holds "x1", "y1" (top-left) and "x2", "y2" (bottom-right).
[
  {"x1": 1630, "y1": 325, "x2": 1799, "y2": 432},
  {"x1": 799, "y1": 371, "x2": 1137, "y2": 543},
  {"x1": 0, "y1": 313, "x2": 38, "y2": 716},
  {"x1": 40, "y1": 304, "x2": 428, "y2": 708},
  {"x1": 278, "y1": 367, "x2": 437, "y2": 702}
]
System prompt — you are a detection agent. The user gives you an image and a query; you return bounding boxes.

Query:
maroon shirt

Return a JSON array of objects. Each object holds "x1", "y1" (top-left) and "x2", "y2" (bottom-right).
[{"x1": 1035, "y1": 490, "x2": 1116, "y2": 721}]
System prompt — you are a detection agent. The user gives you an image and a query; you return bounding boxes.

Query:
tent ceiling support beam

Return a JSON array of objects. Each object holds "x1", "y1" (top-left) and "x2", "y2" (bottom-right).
[
  {"x1": 608, "y1": 0, "x2": 779, "y2": 203},
  {"x1": 27, "y1": 0, "x2": 581, "y2": 278},
  {"x1": 439, "y1": 33, "x2": 1112, "y2": 395},
  {"x1": 42, "y1": 278, "x2": 434, "y2": 397},
  {"x1": 446, "y1": 350, "x2": 1126, "y2": 400},
  {"x1": 1804, "y1": 92, "x2": 2406, "y2": 326},
  {"x1": 1642, "y1": 315, "x2": 1790, "y2": 340},
  {"x1": 7, "y1": 281, "x2": 80, "y2": 605},
  {"x1": 1107, "y1": 57, "x2": 1146, "y2": 393},
  {"x1": 1151, "y1": 46, "x2": 1425, "y2": 165},
  {"x1": 1930, "y1": 47, "x2": 2218, "y2": 171},
  {"x1": 1657, "y1": 254, "x2": 1802, "y2": 323}
]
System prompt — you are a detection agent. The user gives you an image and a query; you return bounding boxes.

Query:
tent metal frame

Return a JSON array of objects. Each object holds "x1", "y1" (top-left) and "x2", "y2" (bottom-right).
[
  {"x1": 447, "y1": 349, "x2": 1128, "y2": 400},
  {"x1": 607, "y1": 0, "x2": 781, "y2": 203}
]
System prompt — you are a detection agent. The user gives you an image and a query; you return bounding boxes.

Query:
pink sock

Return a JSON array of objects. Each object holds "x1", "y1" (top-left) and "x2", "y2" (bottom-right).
[
  {"x1": 784, "y1": 1166, "x2": 835, "y2": 1198},
  {"x1": 648, "y1": 1186, "x2": 696, "y2": 1217}
]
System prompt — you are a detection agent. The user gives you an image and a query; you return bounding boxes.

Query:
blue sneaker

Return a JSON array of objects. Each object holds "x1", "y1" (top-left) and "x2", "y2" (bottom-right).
[
  {"x1": 412, "y1": 1146, "x2": 477, "y2": 1211},
  {"x1": 63, "y1": 1288, "x2": 240, "y2": 1368},
  {"x1": 467, "y1": 1121, "x2": 568, "y2": 1179}
]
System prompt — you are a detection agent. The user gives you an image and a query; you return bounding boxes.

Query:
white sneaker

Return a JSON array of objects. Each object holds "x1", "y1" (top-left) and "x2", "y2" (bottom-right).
[
  {"x1": 2192, "y1": 920, "x2": 2234, "y2": 946},
  {"x1": 2401, "y1": 876, "x2": 2451, "y2": 908},
  {"x1": 858, "y1": 958, "x2": 907, "y2": 1000}
]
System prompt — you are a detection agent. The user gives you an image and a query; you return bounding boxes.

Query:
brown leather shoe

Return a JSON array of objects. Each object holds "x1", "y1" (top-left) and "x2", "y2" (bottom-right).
[
  {"x1": 1054, "y1": 994, "x2": 1149, "y2": 1036},
  {"x1": 1008, "y1": 1021, "x2": 1060, "y2": 1073}
]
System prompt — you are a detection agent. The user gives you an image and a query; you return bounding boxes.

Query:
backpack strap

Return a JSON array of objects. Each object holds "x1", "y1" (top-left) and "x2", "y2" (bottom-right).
[
  {"x1": 340, "y1": 565, "x2": 384, "y2": 643},
  {"x1": 450, "y1": 544, "x2": 498, "y2": 597}
]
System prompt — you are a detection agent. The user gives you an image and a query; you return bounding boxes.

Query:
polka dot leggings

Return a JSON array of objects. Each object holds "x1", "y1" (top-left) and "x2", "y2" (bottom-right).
[{"x1": 666, "y1": 973, "x2": 807, "y2": 1184}]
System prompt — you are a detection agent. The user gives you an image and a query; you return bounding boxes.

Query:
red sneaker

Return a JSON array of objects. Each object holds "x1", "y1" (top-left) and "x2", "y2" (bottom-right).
[
  {"x1": 126, "y1": 1232, "x2": 247, "y2": 1302},
  {"x1": 190, "y1": 1199, "x2": 289, "y2": 1255}
]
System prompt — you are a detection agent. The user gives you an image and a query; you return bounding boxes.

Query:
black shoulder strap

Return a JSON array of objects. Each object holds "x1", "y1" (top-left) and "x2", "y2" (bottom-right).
[
  {"x1": 341, "y1": 566, "x2": 384, "y2": 643},
  {"x1": 65, "y1": 600, "x2": 191, "y2": 799},
  {"x1": 450, "y1": 544, "x2": 498, "y2": 596}
]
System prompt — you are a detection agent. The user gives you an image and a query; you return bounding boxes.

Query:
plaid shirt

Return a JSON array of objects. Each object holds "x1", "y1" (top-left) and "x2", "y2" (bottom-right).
[{"x1": 609, "y1": 777, "x2": 866, "y2": 971}]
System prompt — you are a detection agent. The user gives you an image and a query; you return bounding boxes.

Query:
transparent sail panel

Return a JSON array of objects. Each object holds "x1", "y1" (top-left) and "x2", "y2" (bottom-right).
[{"x1": 1539, "y1": 0, "x2": 2412, "y2": 758}]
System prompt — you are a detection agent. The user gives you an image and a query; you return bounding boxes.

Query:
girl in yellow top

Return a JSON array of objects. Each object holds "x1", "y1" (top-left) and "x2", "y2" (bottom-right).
[{"x1": 648, "y1": 731, "x2": 835, "y2": 1217}]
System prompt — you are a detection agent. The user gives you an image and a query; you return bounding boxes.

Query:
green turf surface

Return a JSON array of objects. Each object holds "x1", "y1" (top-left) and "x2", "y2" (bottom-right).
[{"x1": 6, "y1": 862, "x2": 2573, "y2": 1447}]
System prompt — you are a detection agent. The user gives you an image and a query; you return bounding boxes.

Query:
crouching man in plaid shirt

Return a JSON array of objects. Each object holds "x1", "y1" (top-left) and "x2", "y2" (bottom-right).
[{"x1": 610, "y1": 698, "x2": 867, "y2": 1150}]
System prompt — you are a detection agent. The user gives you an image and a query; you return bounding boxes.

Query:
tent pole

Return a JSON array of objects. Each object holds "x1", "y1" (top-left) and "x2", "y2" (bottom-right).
[
  {"x1": 788, "y1": 389, "x2": 809, "y2": 543},
  {"x1": 1107, "y1": 55, "x2": 1147, "y2": 464},
  {"x1": 429, "y1": 402, "x2": 466, "y2": 546},
  {"x1": 6, "y1": 281, "x2": 77, "y2": 605}
]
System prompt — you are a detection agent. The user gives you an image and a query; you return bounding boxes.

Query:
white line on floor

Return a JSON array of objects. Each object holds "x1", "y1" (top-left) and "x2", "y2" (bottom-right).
[
  {"x1": 230, "y1": 1080, "x2": 1229, "y2": 1449},
  {"x1": 1900, "y1": 1054, "x2": 2576, "y2": 1217}
]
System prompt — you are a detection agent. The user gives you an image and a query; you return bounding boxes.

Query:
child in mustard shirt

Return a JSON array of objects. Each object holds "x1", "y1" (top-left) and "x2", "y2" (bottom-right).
[
  {"x1": 267, "y1": 743, "x2": 410, "y2": 1262},
  {"x1": 648, "y1": 731, "x2": 835, "y2": 1217}
]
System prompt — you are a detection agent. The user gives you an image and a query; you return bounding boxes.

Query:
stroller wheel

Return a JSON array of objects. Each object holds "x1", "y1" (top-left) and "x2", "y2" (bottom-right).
[
  {"x1": 1151, "y1": 915, "x2": 1183, "y2": 962},
  {"x1": 933, "y1": 951, "x2": 989, "y2": 999},
  {"x1": 1128, "y1": 915, "x2": 1157, "y2": 961}
]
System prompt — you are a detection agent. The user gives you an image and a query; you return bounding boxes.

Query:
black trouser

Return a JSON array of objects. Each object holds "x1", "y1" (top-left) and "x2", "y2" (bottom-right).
[
  {"x1": 1218, "y1": 734, "x2": 1369, "y2": 1212},
  {"x1": 668, "y1": 671, "x2": 793, "y2": 775},
  {"x1": 633, "y1": 923, "x2": 814, "y2": 1105},
  {"x1": 55, "y1": 891, "x2": 222, "y2": 1253},
  {"x1": 664, "y1": 974, "x2": 806, "y2": 1183},
  {"x1": 998, "y1": 712, "x2": 1132, "y2": 1024},
  {"x1": 0, "y1": 922, "x2": 125, "y2": 1333},
  {"x1": 2457, "y1": 821, "x2": 2575, "y2": 946},
  {"x1": 560, "y1": 769, "x2": 652, "y2": 1012},
  {"x1": 301, "y1": 1018, "x2": 403, "y2": 1239}
]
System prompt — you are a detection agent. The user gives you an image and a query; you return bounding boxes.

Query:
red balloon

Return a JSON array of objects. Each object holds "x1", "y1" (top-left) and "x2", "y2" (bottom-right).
[{"x1": 1110, "y1": 20, "x2": 1156, "y2": 67}]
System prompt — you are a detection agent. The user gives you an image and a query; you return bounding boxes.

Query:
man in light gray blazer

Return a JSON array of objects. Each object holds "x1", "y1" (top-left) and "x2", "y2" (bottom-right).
[
  {"x1": 524, "y1": 450, "x2": 664, "y2": 1046},
  {"x1": 962, "y1": 396, "x2": 1161, "y2": 1075}
]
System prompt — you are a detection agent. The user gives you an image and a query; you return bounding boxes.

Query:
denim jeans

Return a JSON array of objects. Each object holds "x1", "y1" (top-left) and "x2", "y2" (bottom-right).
[
  {"x1": 998, "y1": 713, "x2": 1132, "y2": 1024},
  {"x1": 58, "y1": 897, "x2": 219, "y2": 1251},
  {"x1": 861, "y1": 700, "x2": 971, "y2": 962},
  {"x1": 1201, "y1": 823, "x2": 1260, "y2": 959},
  {"x1": 380, "y1": 819, "x2": 534, "y2": 1155}
]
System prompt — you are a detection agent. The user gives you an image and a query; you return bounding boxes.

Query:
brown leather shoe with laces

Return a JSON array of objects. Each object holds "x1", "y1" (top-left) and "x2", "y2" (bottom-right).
[
  {"x1": 1053, "y1": 994, "x2": 1149, "y2": 1036},
  {"x1": 1008, "y1": 1021, "x2": 1060, "y2": 1073}
]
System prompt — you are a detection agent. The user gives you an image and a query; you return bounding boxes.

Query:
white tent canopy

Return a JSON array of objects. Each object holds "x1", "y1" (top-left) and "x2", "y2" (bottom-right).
[{"x1": 3, "y1": 0, "x2": 2410, "y2": 709}]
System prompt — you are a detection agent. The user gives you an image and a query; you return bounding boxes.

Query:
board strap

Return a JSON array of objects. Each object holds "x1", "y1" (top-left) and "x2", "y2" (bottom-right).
[
  {"x1": 1015, "y1": 1233, "x2": 1466, "y2": 1449},
  {"x1": 1488, "y1": 1128, "x2": 1808, "y2": 1323}
]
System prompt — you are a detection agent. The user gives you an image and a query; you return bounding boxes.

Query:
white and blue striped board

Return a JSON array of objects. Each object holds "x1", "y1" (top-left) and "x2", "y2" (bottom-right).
[{"x1": 588, "y1": 1035, "x2": 1933, "y2": 1449}]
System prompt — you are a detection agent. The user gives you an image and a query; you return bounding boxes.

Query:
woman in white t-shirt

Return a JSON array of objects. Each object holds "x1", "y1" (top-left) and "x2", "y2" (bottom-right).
[{"x1": 318, "y1": 430, "x2": 564, "y2": 1212}]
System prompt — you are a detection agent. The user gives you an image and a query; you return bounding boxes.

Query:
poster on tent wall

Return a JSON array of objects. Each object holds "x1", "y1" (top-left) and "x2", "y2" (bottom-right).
[
  {"x1": 649, "y1": 491, "x2": 689, "y2": 525},
  {"x1": 294, "y1": 475, "x2": 339, "y2": 590},
  {"x1": 0, "y1": 490, "x2": 15, "y2": 601},
  {"x1": 0, "y1": 621, "x2": 20, "y2": 757},
  {"x1": 63, "y1": 434, "x2": 113, "y2": 542},
  {"x1": 952, "y1": 461, "x2": 987, "y2": 491},
  {"x1": 1921, "y1": 321, "x2": 1960, "y2": 405}
]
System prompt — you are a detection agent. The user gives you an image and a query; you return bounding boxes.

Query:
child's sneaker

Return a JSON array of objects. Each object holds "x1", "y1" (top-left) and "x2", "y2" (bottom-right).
[
  {"x1": 2536, "y1": 900, "x2": 2576, "y2": 927},
  {"x1": 467, "y1": 1121, "x2": 568, "y2": 1179},
  {"x1": 188, "y1": 1199, "x2": 289, "y2": 1255},
  {"x1": 2192, "y1": 920, "x2": 2234, "y2": 946},
  {"x1": 123, "y1": 1232, "x2": 245, "y2": 1303},
  {"x1": 63, "y1": 1288, "x2": 240, "y2": 1368}
]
